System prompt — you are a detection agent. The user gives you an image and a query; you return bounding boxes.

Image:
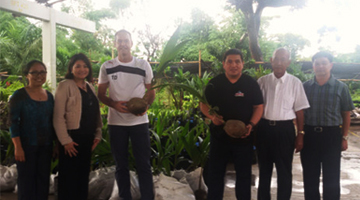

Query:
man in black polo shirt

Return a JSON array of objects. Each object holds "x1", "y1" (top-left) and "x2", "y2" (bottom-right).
[
  {"x1": 301, "y1": 51, "x2": 354, "y2": 200},
  {"x1": 200, "y1": 48, "x2": 264, "y2": 199}
]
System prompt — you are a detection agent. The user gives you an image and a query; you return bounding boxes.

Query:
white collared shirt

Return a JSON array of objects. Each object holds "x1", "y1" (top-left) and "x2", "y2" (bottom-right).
[{"x1": 257, "y1": 72, "x2": 310, "y2": 120}]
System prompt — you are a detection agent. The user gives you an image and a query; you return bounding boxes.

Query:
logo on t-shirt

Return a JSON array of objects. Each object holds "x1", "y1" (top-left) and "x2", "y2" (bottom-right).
[
  {"x1": 235, "y1": 91, "x2": 244, "y2": 97},
  {"x1": 112, "y1": 74, "x2": 118, "y2": 80}
]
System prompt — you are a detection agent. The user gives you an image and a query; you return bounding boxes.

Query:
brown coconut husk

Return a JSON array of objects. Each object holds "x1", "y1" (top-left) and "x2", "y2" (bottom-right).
[
  {"x1": 126, "y1": 97, "x2": 148, "y2": 115},
  {"x1": 223, "y1": 120, "x2": 248, "y2": 138}
]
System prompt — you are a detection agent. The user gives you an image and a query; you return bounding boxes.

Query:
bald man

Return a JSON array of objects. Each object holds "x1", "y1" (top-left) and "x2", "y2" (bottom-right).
[{"x1": 256, "y1": 48, "x2": 310, "y2": 200}]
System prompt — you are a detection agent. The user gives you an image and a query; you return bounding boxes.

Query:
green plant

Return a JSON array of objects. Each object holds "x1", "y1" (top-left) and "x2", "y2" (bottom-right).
[
  {"x1": 0, "y1": 130, "x2": 14, "y2": 165},
  {"x1": 150, "y1": 128, "x2": 174, "y2": 175},
  {"x1": 0, "y1": 76, "x2": 25, "y2": 101},
  {"x1": 0, "y1": 101, "x2": 9, "y2": 130},
  {"x1": 91, "y1": 116, "x2": 115, "y2": 169},
  {"x1": 149, "y1": 108, "x2": 185, "y2": 175},
  {"x1": 180, "y1": 119, "x2": 210, "y2": 171},
  {"x1": 287, "y1": 62, "x2": 313, "y2": 82},
  {"x1": 152, "y1": 26, "x2": 190, "y2": 81},
  {"x1": 180, "y1": 118, "x2": 210, "y2": 195},
  {"x1": 243, "y1": 65, "x2": 271, "y2": 80}
]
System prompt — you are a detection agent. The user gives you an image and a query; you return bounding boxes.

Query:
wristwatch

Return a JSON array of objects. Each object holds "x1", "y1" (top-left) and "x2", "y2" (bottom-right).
[
  {"x1": 249, "y1": 122, "x2": 256, "y2": 127},
  {"x1": 342, "y1": 135, "x2": 349, "y2": 141},
  {"x1": 298, "y1": 131, "x2": 305, "y2": 135}
]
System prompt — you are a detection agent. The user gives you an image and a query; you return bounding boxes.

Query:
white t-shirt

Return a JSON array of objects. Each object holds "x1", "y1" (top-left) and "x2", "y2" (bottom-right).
[
  {"x1": 257, "y1": 72, "x2": 310, "y2": 121},
  {"x1": 98, "y1": 56, "x2": 153, "y2": 126}
]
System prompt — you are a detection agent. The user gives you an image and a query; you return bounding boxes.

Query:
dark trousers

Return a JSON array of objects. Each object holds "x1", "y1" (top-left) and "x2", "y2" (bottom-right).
[
  {"x1": 300, "y1": 125, "x2": 342, "y2": 200},
  {"x1": 58, "y1": 133, "x2": 94, "y2": 200},
  {"x1": 109, "y1": 124, "x2": 154, "y2": 200},
  {"x1": 207, "y1": 136, "x2": 253, "y2": 200},
  {"x1": 256, "y1": 119, "x2": 295, "y2": 200},
  {"x1": 16, "y1": 145, "x2": 52, "y2": 200}
]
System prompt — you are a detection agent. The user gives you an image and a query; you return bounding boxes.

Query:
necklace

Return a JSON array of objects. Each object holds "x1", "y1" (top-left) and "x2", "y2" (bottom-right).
[
  {"x1": 79, "y1": 82, "x2": 87, "y2": 91},
  {"x1": 74, "y1": 79, "x2": 87, "y2": 91}
]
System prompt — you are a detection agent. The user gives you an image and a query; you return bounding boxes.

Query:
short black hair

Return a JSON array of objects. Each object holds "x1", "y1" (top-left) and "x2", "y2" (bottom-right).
[
  {"x1": 223, "y1": 48, "x2": 244, "y2": 62},
  {"x1": 23, "y1": 60, "x2": 46, "y2": 76},
  {"x1": 312, "y1": 51, "x2": 333, "y2": 63},
  {"x1": 65, "y1": 53, "x2": 93, "y2": 82}
]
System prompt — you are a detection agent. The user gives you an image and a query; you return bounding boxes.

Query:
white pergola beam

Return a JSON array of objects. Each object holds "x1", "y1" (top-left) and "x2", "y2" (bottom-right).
[
  {"x1": 0, "y1": 0, "x2": 96, "y2": 91},
  {"x1": 0, "y1": 0, "x2": 50, "y2": 21},
  {"x1": 0, "y1": 0, "x2": 95, "y2": 33},
  {"x1": 54, "y1": 9, "x2": 95, "y2": 33},
  {"x1": 42, "y1": 11, "x2": 56, "y2": 92}
]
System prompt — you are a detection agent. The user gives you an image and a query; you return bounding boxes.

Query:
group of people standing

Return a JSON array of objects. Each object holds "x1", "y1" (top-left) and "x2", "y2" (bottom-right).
[
  {"x1": 9, "y1": 28, "x2": 353, "y2": 200},
  {"x1": 10, "y1": 29, "x2": 155, "y2": 200},
  {"x1": 10, "y1": 53, "x2": 104, "y2": 200},
  {"x1": 201, "y1": 48, "x2": 354, "y2": 200}
]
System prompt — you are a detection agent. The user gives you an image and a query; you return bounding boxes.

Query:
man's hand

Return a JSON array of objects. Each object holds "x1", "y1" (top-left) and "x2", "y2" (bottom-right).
[
  {"x1": 112, "y1": 101, "x2": 130, "y2": 113},
  {"x1": 14, "y1": 146, "x2": 25, "y2": 162},
  {"x1": 92, "y1": 138, "x2": 101, "y2": 151},
  {"x1": 295, "y1": 134, "x2": 304, "y2": 153},
  {"x1": 241, "y1": 124, "x2": 252, "y2": 138},
  {"x1": 64, "y1": 142, "x2": 79, "y2": 157},
  {"x1": 212, "y1": 115, "x2": 224, "y2": 126},
  {"x1": 341, "y1": 139, "x2": 348, "y2": 151}
]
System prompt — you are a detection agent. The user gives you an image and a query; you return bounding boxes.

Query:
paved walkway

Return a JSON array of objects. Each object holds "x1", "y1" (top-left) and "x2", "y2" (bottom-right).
[
  {"x1": 223, "y1": 125, "x2": 360, "y2": 200},
  {"x1": 2, "y1": 126, "x2": 360, "y2": 200}
]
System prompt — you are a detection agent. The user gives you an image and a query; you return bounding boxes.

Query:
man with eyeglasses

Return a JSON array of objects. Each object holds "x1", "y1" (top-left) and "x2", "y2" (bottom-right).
[{"x1": 300, "y1": 51, "x2": 354, "y2": 200}]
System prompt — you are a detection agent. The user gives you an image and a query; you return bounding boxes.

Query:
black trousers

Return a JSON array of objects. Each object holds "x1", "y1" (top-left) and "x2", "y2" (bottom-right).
[
  {"x1": 256, "y1": 119, "x2": 295, "y2": 200},
  {"x1": 206, "y1": 135, "x2": 253, "y2": 200},
  {"x1": 300, "y1": 125, "x2": 342, "y2": 200},
  {"x1": 109, "y1": 124, "x2": 154, "y2": 200},
  {"x1": 16, "y1": 145, "x2": 52, "y2": 200},
  {"x1": 58, "y1": 133, "x2": 94, "y2": 200}
]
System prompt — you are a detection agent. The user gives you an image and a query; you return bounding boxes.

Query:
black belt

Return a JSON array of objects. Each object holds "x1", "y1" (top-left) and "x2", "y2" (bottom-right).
[
  {"x1": 262, "y1": 119, "x2": 293, "y2": 126},
  {"x1": 305, "y1": 125, "x2": 341, "y2": 133}
]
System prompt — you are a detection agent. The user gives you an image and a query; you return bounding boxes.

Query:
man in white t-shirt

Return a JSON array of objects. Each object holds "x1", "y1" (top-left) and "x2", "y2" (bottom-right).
[
  {"x1": 98, "y1": 29, "x2": 155, "y2": 200},
  {"x1": 256, "y1": 48, "x2": 309, "y2": 200}
]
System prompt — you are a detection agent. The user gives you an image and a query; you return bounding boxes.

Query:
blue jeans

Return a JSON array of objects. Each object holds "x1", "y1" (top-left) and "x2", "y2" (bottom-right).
[
  {"x1": 16, "y1": 145, "x2": 52, "y2": 200},
  {"x1": 206, "y1": 135, "x2": 253, "y2": 200},
  {"x1": 109, "y1": 124, "x2": 154, "y2": 200}
]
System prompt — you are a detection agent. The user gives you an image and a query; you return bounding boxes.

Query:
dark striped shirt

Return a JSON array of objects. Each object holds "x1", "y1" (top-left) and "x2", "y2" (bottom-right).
[{"x1": 303, "y1": 76, "x2": 354, "y2": 126}]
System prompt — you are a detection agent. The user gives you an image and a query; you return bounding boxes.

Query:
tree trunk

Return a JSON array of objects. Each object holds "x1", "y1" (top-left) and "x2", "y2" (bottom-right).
[
  {"x1": 237, "y1": 0, "x2": 264, "y2": 61},
  {"x1": 247, "y1": 22, "x2": 263, "y2": 61},
  {"x1": 230, "y1": 0, "x2": 306, "y2": 61}
]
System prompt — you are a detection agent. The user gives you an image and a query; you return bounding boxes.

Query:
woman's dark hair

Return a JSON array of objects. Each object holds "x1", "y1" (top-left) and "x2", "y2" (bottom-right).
[
  {"x1": 65, "y1": 53, "x2": 93, "y2": 82},
  {"x1": 23, "y1": 60, "x2": 46, "y2": 76}
]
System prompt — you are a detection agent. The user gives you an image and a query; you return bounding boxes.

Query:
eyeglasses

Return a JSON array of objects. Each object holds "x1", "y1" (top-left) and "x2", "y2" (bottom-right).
[{"x1": 28, "y1": 71, "x2": 47, "y2": 76}]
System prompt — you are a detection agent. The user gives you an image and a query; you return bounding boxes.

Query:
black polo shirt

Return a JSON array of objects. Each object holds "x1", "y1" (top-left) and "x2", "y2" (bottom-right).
[{"x1": 205, "y1": 73, "x2": 263, "y2": 143}]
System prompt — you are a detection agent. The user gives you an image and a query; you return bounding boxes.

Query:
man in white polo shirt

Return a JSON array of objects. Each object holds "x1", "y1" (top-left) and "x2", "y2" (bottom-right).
[
  {"x1": 98, "y1": 29, "x2": 155, "y2": 200},
  {"x1": 256, "y1": 48, "x2": 309, "y2": 200}
]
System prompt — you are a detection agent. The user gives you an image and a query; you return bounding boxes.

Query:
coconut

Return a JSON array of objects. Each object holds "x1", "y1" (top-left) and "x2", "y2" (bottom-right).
[
  {"x1": 126, "y1": 97, "x2": 148, "y2": 115},
  {"x1": 223, "y1": 120, "x2": 248, "y2": 138}
]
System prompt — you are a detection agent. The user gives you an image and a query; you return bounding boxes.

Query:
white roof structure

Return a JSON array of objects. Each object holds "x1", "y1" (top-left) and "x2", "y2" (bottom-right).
[{"x1": 0, "y1": 0, "x2": 96, "y2": 91}]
